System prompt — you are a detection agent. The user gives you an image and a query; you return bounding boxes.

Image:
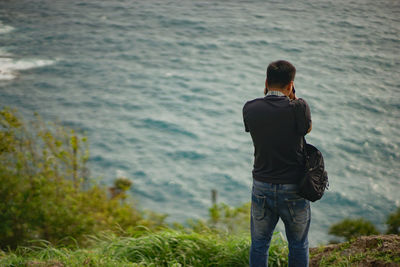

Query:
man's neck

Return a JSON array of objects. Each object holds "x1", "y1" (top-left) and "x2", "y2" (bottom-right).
[{"x1": 266, "y1": 90, "x2": 288, "y2": 98}]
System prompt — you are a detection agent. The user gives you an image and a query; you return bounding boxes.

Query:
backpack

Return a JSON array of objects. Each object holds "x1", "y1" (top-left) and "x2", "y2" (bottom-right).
[{"x1": 298, "y1": 139, "x2": 329, "y2": 202}]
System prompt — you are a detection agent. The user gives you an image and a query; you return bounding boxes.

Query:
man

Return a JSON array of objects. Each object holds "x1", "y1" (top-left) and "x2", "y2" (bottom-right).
[{"x1": 243, "y1": 60, "x2": 312, "y2": 267}]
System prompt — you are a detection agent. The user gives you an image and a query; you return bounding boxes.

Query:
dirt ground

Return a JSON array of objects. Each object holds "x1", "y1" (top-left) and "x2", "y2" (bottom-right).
[{"x1": 310, "y1": 235, "x2": 400, "y2": 266}]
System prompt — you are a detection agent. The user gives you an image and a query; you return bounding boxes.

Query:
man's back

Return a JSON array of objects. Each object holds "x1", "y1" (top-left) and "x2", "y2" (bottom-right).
[{"x1": 243, "y1": 94, "x2": 311, "y2": 184}]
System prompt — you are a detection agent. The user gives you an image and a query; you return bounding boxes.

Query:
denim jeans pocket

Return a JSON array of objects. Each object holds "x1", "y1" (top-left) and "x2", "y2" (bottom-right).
[
  {"x1": 251, "y1": 192, "x2": 266, "y2": 220},
  {"x1": 284, "y1": 197, "x2": 309, "y2": 224}
]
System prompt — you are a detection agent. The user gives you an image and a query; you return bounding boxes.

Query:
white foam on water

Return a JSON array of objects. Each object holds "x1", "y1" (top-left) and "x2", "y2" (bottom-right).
[
  {"x1": 0, "y1": 21, "x2": 55, "y2": 81},
  {"x1": 0, "y1": 22, "x2": 14, "y2": 34},
  {"x1": 0, "y1": 57, "x2": 56, "y2": 81}
]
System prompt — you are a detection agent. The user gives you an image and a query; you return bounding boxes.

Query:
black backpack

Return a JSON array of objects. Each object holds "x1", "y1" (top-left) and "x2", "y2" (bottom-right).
[{"x1": 298, "y1": 139, "x2": 329, "y2": 202}]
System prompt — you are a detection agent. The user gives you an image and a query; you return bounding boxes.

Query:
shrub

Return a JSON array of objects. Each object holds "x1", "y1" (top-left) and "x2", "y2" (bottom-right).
[
  {"x1": 0, "y1": 108, "x2": 159, "y2": 250},
  {"x1": 328, "y1": 218, "x2": 379, "y2": 242},
  {"x1": 386, "y1": 207, "x2": 400, "y2": 234}
]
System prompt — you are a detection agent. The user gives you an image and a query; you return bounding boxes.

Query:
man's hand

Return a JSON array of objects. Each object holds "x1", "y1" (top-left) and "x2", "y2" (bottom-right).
[
  {"x1": 288, "y1": 84, "x2": 297, "y2": 100},
  {"x1": 289, "y1": 90, "x2": 297, "y2": 100}
]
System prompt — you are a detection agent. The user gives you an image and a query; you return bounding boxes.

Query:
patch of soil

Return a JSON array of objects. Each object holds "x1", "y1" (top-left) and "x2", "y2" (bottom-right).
[{"x1": 310, "y1": 235, "x2": 400, "y2": 267}]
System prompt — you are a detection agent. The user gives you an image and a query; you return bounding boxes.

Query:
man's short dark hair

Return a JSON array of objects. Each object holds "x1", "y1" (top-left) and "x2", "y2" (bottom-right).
[{"x1": 266, "y1": 60, "x2": 296, "y2": 89}]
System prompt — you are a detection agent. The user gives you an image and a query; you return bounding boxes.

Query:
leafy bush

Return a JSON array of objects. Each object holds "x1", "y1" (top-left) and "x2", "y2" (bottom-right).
[
  {"x1": 0, "y1": 108, "x2": 162, "y2": 250},
  {"x1": 386, "y1": 207, "x2": 400, "y2": 234},
  {"x1": 328, "y1": 218, "x2": 379, "y2": 242}
]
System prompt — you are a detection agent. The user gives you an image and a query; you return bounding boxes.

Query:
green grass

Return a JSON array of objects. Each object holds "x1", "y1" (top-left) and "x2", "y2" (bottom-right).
[{"x1": 0, "y1": 230, "x2": 288, "y2": 267}]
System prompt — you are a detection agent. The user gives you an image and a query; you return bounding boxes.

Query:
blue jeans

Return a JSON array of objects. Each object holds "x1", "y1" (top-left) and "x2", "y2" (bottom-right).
[{"x1": 250, "y1": 180, "x2": 310, "y2": 267}]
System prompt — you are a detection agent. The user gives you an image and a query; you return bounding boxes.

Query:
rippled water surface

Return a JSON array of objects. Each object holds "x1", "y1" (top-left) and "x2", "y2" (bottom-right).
[{"x1": 1, "y1": 0, "x2": 399, "y2": 245}]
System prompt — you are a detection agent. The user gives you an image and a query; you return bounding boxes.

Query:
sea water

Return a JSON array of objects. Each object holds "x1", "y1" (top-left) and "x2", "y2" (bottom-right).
[{"x1": 1, "y1": 0, "x2": 399, "y2": 245}]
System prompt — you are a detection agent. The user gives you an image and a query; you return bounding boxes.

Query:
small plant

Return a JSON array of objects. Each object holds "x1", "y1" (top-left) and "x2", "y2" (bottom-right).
[{"x1": 109, "y1": 177, "x2": 133, "y2": 200}]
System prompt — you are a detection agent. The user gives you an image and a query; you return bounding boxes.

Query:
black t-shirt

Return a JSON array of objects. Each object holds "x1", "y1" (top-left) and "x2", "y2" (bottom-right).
[{"x1": 243, "y1": 95, "x2": 312, "y2": 184}]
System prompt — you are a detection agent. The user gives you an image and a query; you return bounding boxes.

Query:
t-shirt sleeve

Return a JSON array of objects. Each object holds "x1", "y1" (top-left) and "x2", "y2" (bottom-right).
[
  {"x1": 243, "y1": 104, "x2": 250, "y2": 132},
  {"x1": 244, "y1": 120, "x2": 249, "y2": 132},
  {"x1": 292, "y1": 98, "x2": 312, "y2": 136}
]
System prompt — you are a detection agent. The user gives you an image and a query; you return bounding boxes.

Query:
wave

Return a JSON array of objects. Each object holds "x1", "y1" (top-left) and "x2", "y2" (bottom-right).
[
  {"x1": 0, "y1": 57, "x2": 56, "y2": 81},
  {"x1": 0, "y1": 21, "x2": 55, "y2": 81},
  {"x1": 0, "y1": 22, "x2": 14, "y2": 34}
]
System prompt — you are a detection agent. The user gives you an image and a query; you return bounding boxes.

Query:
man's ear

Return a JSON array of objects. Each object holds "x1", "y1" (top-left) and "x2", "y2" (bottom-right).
[{"x1": 264, "y1": 79, "x2": 268, "y2": 95}]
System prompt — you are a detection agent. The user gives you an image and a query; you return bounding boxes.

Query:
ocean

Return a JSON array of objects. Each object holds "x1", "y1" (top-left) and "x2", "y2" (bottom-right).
[{"x1": 1, "y1": 0, "x2": 399, "y2": 246}]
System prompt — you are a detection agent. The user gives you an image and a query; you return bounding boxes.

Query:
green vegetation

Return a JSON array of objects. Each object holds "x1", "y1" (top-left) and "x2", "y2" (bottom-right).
[
  {"x1": 0, "y1": 108, "x2": 165, "y2": 250},
  {"x1": 329, "y1": 207, "x2": 400, "y2": 243},
  {"x1": 386, "y1": 207, "x2": 400, "y2": 234},
  {"x1": 0, "y1": 230, "x2": 244, "y2": 266},
  {"x1": 328, "y1": 218, "x2": 380, "y2": 242},
  {"x1": 0, "y1": 230, "x2": 289, "y2": 267},
  {"x1": 190, "y1": 202, "x2": 250, "y2": 235}
]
